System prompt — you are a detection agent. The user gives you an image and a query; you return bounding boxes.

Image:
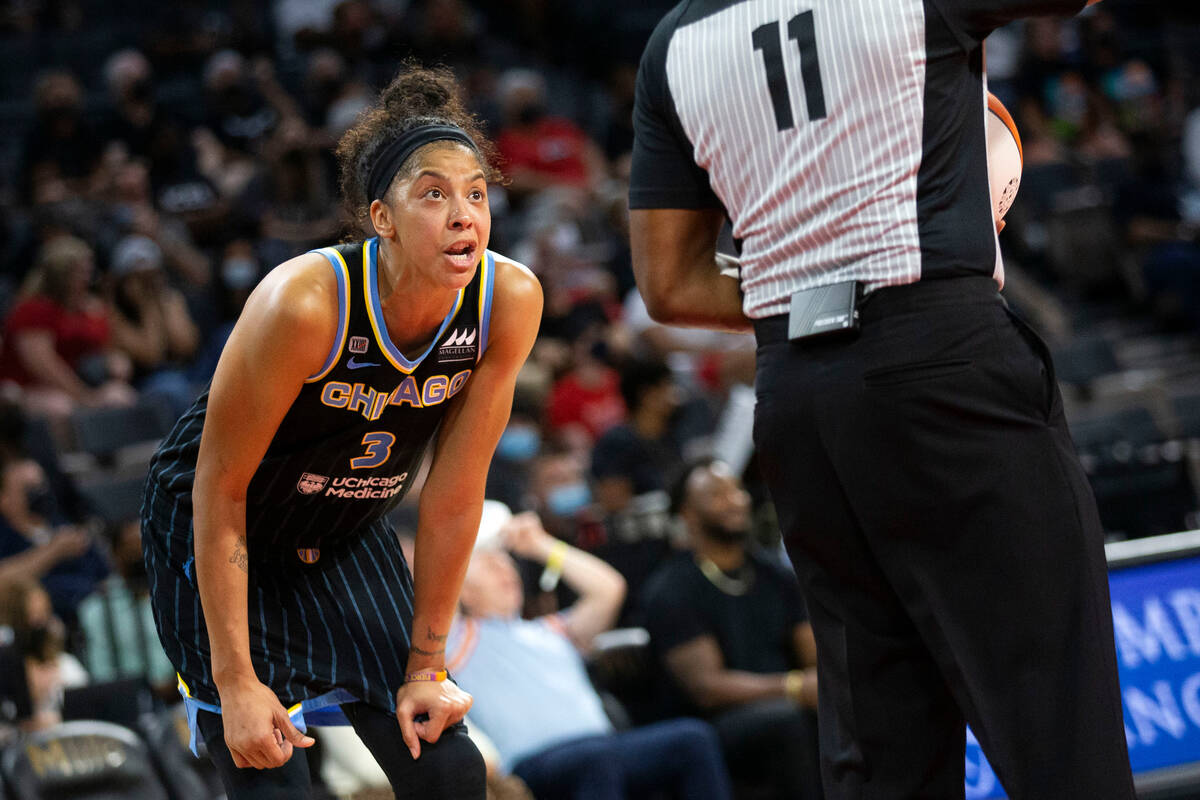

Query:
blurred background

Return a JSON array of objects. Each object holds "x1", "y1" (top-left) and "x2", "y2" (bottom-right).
[{"x1": 0, "y1": 0, "x2": 1198, "y2": 798}]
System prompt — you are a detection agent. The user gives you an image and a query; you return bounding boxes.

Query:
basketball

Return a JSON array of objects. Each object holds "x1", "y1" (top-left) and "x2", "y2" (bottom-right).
[{"x1": 986, "y1": 91, "x2": 1023, "y2": 225}]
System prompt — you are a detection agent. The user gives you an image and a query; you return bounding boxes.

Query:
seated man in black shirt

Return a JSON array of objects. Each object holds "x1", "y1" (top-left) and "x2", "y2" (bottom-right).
[{"x1": 640, "y1": 458, "x2": 822, "y2": 800}]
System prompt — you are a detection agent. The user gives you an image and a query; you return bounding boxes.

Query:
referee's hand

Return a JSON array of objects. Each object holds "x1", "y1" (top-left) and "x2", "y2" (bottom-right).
[
  {"x1": 219, "y1": 677, "x2": 314, "y2": 769},
  {"x1": 395, "y1": 679, "x2": 473, "y2": 760}
]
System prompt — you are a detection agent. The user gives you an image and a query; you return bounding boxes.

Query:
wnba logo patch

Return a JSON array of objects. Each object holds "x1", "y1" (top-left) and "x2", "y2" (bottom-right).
[
  {"x1": 349, "y1": 336, "x2": 369, "y2": 354},
  {"x1": 296, "y1": 548, "x2": 321, "y2": 564},
  {"x1": 297, "y1": 473, "x2": 329, "y2": 495}
]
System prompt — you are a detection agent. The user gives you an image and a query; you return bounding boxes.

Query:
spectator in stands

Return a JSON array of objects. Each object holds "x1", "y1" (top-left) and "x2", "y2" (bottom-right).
[
  {"x1": 546, "y1": 324, "x2": 625, "y2": 447},
  {"x1": 0, "y1": 454, "x2": 108, "y2": 623},
  {"x1": 0, "y1": 577, "x2": 89, "y2": 730},
  {"x1": 0, "y1": 394, "x2": 87, "y2": 526},
  {"x1": 486, "y1": 396, "x2": 545, "y2": 512},
  {"x1": 1116, "y1": 133, "x2": 1200, "y2": 331},
  {"x1": 590, "y1": 357, "x2": 683, "y2": 516},
  {"x1": 77, "y1": 519, "x2": 174, "y2": 691},
  {"x1": 640, "y1": 458, "x2": 821, "y2": 800},
  {"x1": 622, "y1": 288, "x2": 756, "y2": 391},
  {"x1": 0, "y1": 236, "x2": 136, "y2": 423},
  {"x1": 105, "y1": 235, "x2": 199, "y2": 417},
  {"x1": 240, "y1": 114, "x2": 341, "y2": 262},
  {"x1": 101, "y1": 49, "x2": 167, "y2": 164},
  {"x1": 529, "y1": 444, "x2": 597, "y2": 540},
  {"x1": 102, "y1": 152, "x2": 213, "y2": 291},
  {"x1": 448, "y1": 506, "x2": 733, "y2": 800},
  {"x1": 19, "y1": 70, "x2": 101, "y2": 204},
  {"x1": 192, "y1": 51, "x2": 279, "y2": 202},
  {"x1": 494, "y1": 68, "x2": 606, "y2": 202},
  {"x1": 98, "y1": 50, "x2": 225, "y2": 240}
]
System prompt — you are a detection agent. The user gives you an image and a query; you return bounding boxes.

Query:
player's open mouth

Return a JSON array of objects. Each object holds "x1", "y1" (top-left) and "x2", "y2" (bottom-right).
[{"x1": 444, "y1": 242, "x2": 476, "y2": 266}]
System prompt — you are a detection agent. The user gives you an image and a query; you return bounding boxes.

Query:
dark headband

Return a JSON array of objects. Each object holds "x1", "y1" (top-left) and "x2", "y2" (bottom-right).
[{"x1": 367, "y1": 124, "x2": 479, "y2": 201}]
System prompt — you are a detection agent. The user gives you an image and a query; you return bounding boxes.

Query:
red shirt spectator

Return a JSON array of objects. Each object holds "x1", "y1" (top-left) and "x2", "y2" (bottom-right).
[
  {"x1": 546, "y1": 366, "x2": 625, "y2": 442},
  {"x1": 0, "y1": 296, "x2": 110, "y2": 386},
  {"x1": 495, "y1": 69, "x2": 604, "y2": 197},
  {"x1": 497, "y1": 116, "x2": 594, "y2": 188}
]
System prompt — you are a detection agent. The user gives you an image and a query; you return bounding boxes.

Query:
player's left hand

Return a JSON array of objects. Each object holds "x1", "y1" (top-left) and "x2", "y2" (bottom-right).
[{"x1": 395, "y1": 678, "x2": 473, "y2": 760}]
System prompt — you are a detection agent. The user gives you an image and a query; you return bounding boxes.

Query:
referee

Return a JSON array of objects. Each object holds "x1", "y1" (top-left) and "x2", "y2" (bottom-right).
[{"x1": 629, "y1": 2, "x2": 1134, "y2": 798}]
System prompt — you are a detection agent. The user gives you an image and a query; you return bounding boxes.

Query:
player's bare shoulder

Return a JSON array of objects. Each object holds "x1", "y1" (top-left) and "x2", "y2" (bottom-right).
[
  {"x1": 491, "y1": 251, "x2": 543, "y2": 320},
  {"x1": 226, "y1": 250, "x2": 343, "y2": 380},
  {"x1": 486, "y1": 251, "x2": 543, "y2": 356}
]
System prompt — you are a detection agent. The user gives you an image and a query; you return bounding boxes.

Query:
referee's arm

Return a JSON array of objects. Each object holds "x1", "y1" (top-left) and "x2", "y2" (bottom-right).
[
  {"x1": 630, "y1": 208, "x2": 750, "y2": 332},
  {"x1": 628, "y1": 10, "x2": 750, "y2": 333}
]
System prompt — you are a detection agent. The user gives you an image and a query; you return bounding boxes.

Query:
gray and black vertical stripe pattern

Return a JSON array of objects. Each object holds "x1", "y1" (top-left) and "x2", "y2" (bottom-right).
[{"x1": 631, "y1": 0, "x2": 1087, "y2": 319}]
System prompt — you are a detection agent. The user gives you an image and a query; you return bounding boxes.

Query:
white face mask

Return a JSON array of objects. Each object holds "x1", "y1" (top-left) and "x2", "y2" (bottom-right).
[{"x1": 221, "y1": 257, "x2": 259, "y2": 289}]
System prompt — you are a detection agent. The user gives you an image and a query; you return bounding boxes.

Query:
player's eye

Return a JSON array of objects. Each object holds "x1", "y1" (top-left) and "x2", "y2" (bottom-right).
[{"x1": 425, "y1": 188, "x2": 443, "y2": 199}]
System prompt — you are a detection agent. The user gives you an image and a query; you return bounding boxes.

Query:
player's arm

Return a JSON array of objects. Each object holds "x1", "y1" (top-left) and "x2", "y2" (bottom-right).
[
  {"x1": 192, "y1": 253, "x2": 334, "y2": 768},
  {"x1": 629, "y1": 208, "x2": 750, "y2": 332},
  {"x1": 396, "y1": 258, "x2": 542, "y2": 758}
]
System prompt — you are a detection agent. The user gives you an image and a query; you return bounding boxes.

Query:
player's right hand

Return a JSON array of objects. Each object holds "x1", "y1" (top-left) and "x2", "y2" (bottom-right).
[{"x1": 218, "y1": 677, "x2": 314, "y2": 769}]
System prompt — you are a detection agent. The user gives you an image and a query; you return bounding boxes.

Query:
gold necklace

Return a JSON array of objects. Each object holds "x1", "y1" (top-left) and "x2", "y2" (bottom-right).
[{"x1": 696, "y1": 556, "x2": 754, "y2": 596}]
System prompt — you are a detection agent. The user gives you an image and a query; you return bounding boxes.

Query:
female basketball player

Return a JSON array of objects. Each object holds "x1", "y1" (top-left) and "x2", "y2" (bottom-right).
[{"x1": 141, "y1": 65, "x2": 542, "y2": 799}]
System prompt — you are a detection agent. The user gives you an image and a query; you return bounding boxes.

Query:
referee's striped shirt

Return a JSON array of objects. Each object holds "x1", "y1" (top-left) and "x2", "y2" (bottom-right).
[{"x1": 630, "y1": 0, "x2": 1089, "y2": 319}]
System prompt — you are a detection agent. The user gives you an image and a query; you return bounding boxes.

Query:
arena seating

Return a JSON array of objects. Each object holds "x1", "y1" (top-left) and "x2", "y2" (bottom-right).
[{"x1": 1, "y1": 720, "x2": 169, "y2": 800}]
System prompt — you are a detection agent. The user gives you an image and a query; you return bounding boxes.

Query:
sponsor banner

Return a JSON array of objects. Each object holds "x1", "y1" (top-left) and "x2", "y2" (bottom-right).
[{"x1": 966, "y1": 551, "x2": 1200, "y2": 798}]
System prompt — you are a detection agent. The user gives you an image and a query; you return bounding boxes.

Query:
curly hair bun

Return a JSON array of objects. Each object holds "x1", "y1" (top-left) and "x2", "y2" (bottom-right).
[
  {"x1": 336, "y1": 62, "x2": 498, "y2": 236},
  {"x1": 380, "y1": 67, "x2": 462, "y2": 118}
]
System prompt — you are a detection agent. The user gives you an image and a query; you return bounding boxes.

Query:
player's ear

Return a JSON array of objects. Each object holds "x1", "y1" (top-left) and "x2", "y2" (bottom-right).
[{"x1": 370, "y1": 198, "x2": 396, "y2": 238}]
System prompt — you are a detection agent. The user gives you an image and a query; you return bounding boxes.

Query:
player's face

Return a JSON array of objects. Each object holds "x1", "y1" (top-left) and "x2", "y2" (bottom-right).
[{"x1": 390, "y1": 143, "x2": 491, "y2": 291}]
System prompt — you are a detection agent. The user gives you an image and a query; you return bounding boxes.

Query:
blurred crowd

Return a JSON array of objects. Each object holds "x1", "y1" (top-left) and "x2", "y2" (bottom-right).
[{"x1": 0, "y1": 0, "x2": 1198, "y2": 798}]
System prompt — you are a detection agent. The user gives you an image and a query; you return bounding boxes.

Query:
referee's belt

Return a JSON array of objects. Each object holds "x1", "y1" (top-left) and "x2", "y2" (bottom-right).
[{"x1": 753, "y1": 276, "x2": 1001, "y2": 345}]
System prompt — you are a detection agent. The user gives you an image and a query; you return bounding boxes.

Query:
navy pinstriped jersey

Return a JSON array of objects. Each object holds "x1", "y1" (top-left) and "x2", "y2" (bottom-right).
[
  {"x1": 146, "y1": 237, "x2": 496, "y2": 565},
  {"x1": 629, "y1": 0, "x2": 1088, "y2": 318},
  {"x1": 142, "y1": 238, "x2": 500, "y2": 713}
]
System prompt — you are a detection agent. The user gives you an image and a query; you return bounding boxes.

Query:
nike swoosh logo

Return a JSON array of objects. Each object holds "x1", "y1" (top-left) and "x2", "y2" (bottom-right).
[{"x1": 347, "y1": 356, "x2": 380, "y2": 370}]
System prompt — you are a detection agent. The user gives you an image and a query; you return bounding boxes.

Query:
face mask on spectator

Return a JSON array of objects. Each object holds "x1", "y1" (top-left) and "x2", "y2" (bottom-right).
[
  {"x1": 547, "y1": 482, "x2": 590, "y2": 517},
  {"x1": 128, "y1": 77, "x2": 152, "y2": 104},
  {"x1": 701, "y1": 519, "x2": 751, "y2": 545},
  {"x1": 516, "y1": 103, "x2": 546, "y2": 126},
  {"x1": 497, "y1": 427, "x2": 540, "y2": 462},
  {"x1": 26, "y1": 483, "x2": 56, "y2": 519},
  {"x1": 222, "y1": 257, "x2": 259, "y2": 290}
]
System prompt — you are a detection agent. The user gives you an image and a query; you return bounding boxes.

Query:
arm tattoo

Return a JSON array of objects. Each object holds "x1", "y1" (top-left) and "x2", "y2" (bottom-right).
[
  {"x1": 426, "y1": 626, "x2": 448, "y2": 644},
  {"x1": 229, "y1": 535, "x2": 248, "y2": 574},
  {"x1": 410, "y1": 644, "x2": 445, "y2": 657}
]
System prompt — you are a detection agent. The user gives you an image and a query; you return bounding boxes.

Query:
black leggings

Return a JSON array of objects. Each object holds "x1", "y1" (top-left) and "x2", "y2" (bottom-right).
[{"x1": 197, "y1": 703, "x2": 486, "y2": 800}]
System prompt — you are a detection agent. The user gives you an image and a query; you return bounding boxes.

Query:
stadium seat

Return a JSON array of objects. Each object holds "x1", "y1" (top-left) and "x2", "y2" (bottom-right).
[
  {"x1": 75, "y1": 468, "x2": 150, "y2": 526},
  {"x1": 1, "y1": 720, "x2": 169, "y2": 800},
  {"x1": 1173, "y1": 392, "x2": 1200, "y2": 438},
  {"x1": 138, "y1": 705, "x2": 221, "y2": 800},
  {"x1": 586, "y1": 627, "x2": 656, "y2": 726},
  {"x1": 1068, "y1": 406, "x2": 1163, "y2": 451},
  {"x1": 1051, "y1": 336, "x2": 1120, "y2": 388},
  {"x1": 68, "y1": 399, "x2": 174, "y2": 467},
  {"x1": 62, "y1": 679, "x2": 156, "y2": 730}
]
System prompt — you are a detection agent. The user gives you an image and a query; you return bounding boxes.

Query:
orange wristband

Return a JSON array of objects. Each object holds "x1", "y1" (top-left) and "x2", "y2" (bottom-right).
[{"x1": 405, "y1": 669, "x2": 448, "y2": 683}]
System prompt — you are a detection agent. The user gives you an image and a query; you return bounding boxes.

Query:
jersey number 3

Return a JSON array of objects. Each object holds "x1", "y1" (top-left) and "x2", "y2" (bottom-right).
[
  {"x1": 351, "y1": 431, "x2": 395, "y2": 469},
  {"x1": 752, "y1": 10, "x2": 827, "y2": 131}
]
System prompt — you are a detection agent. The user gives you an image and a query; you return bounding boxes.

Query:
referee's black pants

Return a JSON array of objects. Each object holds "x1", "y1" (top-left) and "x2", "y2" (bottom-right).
[{"x1": 752, "y1": 276, "x2": 1135, "y2": 800}]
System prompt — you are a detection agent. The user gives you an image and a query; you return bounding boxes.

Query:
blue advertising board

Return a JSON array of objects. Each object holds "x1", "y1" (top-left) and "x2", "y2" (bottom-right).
[{"x1": 965, "y1": 539, "x2": 1200, "y2": 798}]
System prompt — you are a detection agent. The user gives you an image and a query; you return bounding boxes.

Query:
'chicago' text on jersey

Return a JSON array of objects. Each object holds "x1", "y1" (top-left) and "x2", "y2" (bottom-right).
[{"x1": 320, "y1": 369, "x2": 472, "y2": 421}]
